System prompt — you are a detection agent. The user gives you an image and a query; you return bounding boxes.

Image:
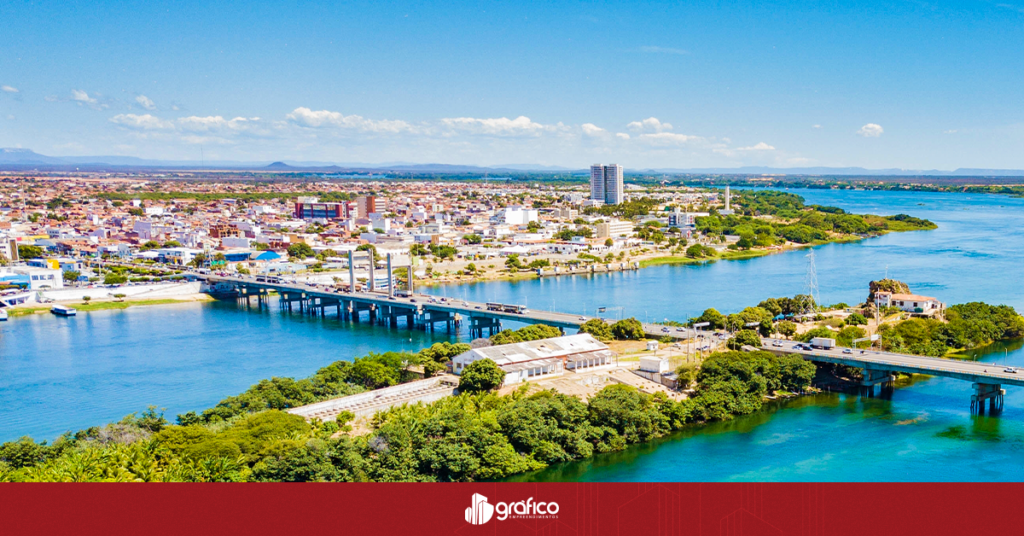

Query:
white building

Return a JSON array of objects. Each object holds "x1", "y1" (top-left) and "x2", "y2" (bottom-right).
[
  {"x1": 874, "y1": 292, "x2": 945, "y2": 315},
  {"x1": 451, "y1": 333, "x2": 616, "y2": 385},
  {"x1": 590, "y1": 164, "x2": 625, "y2": 205},
  {"x1": 596, "y1": 219, "x2": 634, "y2": 239},
  {"x1": 501, "y1": 206, "x2": 539, "y2": 226},
  {"x1": 13, "y1": 267, "x2": 63, "y2": 290}
]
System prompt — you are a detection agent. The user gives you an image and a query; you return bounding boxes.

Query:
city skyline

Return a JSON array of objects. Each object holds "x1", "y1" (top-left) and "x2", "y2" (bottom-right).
[{"x1": 2, "y1": 1, "x2": 1024, "y2": 170}]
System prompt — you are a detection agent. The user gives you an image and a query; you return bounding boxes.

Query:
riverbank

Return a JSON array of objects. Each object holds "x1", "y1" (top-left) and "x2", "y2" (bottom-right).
[{"x1": 8, "y1": 294, "x2": 214, "y2": 317}]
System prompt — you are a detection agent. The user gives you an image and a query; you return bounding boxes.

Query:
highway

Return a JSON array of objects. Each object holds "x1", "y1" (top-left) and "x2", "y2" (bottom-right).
[{"x1": 763, "y1": 337, "x2": 1024, "y2": 387}]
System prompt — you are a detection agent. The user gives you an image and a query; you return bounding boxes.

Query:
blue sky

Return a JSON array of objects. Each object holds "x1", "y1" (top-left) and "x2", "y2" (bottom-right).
[{"x1": 1, "y1": 0, "x2": 1023, "y2": 169}]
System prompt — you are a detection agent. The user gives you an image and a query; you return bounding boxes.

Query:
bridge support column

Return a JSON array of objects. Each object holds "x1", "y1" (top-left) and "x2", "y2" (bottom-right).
[
  {"x1": 972, "y1": 383, "x2": 1004, "y2": 413},
  {"x1": 348, "y1": 251, "x2": 356, "y2": 293},
  {"x1": 860, "y1": 369, "x2": 895, "y2": 397}
]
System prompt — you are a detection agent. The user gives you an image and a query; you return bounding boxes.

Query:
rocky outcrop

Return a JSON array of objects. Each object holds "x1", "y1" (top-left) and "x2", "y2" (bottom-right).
[{"x1": 867, "y1": 279, "x2": 911, "y2": 305}]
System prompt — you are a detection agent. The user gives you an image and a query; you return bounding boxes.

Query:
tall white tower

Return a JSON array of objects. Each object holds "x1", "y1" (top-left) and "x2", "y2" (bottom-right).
[
  {"x1": 590, "y1": 164, "x2": 624, "y2": 205},
  {"x1": 604, "y1": 164, "x2": 624, "y2": 205},
  {"x1": 589, "y1": 164, "x2": 606, "y2": 203},
  {"x1": 725, "y1": 186, "x2": 731, "y2": 211}
]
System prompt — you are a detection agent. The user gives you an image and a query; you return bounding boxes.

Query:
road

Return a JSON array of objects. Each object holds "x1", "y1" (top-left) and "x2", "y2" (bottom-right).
[{"x1": 763, "y1": 337, "x2": 1024, "y2": 387}]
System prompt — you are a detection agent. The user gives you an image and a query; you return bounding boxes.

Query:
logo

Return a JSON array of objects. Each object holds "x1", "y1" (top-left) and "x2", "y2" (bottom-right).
[
  {"x1": 465, "y1": 493, "x2": 494, "y2": 525},
  {"x1": 465, "y1": 494, "x2": 559, "y2": 525}
]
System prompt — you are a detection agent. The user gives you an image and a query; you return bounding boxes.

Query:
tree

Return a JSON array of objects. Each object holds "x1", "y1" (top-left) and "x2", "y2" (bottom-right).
[
  {"x1": 463, "y1": 234, "x2": 482, "y2": 244},
  {"x1": 611, "y1": 318, "x2": 645, "y2": 340},
  {"x1": 417, "y1": 342, "x2": 471, "y2": 377},
  {"x1": 505, "y1": 254, "x2": 523, "y2": 271},
  {"x1": 139, "y1": 241, "x2": 161, "y2": 251},
  {"x1": 113, "y1": 293, "x2": 127, "y2": 302},
  {"x1": 692, "y1": 308, "x2": 726, "y2": 329},
  {"x1": 17, "y1": 245, "x2": 44, "y2": 259},
  {"x1": 727, "y1": 329, "x2": 762, "y2": 350},
  {"x1": 578, "y1": 318, "x2": 613, "y2": 340},
  {"x1": 458, "y1": 359, "x2": 505, "y2": 393},
  {"x1": 356, "y1": 244, "x2": 380, "y2": 263},
  {"x1": 63, "y1": 270, "x2": 81, "y2": 283},
  {"x1": 103, "y1": 273, "x2": 128, "y2": 285},
  {"x1": 287, "y1": 243, "x2": 315, "y2": 259},
  {"x1": 845, "y1": 313, "x2": 868, "y2": 326},
  {"x1": 0, "y1": 253, "x2": 8, "y2": 266},
  {"x1": 776, "y1": 320, "x2": 798, "y2": 339},
  {"x1": 163, "y1": 241, "x2": 182, "y2": 248},
  {"x1": 465, "y1": 263, "x2": 477, "y2": 274},
  {"x1": 604, "y1": 238, "x2": 614, "y2": 247},
  {"x1": 82, "y1": 296, "x2": 92, "y2": 303}
]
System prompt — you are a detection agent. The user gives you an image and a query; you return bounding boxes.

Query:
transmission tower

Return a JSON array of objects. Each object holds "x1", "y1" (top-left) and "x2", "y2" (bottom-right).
[{"x1": 805, "y1": 250, "x2": 820, "y2": 309}]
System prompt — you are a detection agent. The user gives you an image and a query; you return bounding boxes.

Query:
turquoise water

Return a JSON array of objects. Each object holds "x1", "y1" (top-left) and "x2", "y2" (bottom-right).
[
  {"x1": 0, "y1": 301, "x2": 449, "y2": 442},
  {"x1": 3, "y1": 188, "x2": 1024, "y2": 481}
]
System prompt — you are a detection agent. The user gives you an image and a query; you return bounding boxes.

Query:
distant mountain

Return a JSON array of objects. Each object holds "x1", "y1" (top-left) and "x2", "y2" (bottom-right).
[
  {"x1": 0, "y1": 148, "x2": 67, "y2": 165},
  {"x1": 2, "y1": 148, "x2": 1024, "y2": 177}
]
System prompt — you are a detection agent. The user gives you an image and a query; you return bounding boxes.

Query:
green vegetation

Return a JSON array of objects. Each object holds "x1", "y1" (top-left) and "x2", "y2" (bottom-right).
[
  {"x1": 578, "y1": 318, "x2": 613, "y2": 340},
  {"x1": 610, "y1": 318, "x2": 645, "y2": 340},
  {"x1": 490, "y1": 324, "x2": 562, "y2": 345},
  {"x1": 457, "y1": 359, "x2": 505, "y2": 393},
  {"x1": 17, "y1": 245, "x2": 45, "y2": 259},
  {"x1": 878, "y1": 303, "x2": 1024, "y2": 356},
  {"x1": 0, "y1": 349, "x2": 814, "y2": 482},
  {"x1": 287, "y1": 243, "x2": 315, "y2": 259},
  {"x1": 694, "y1": 191, "x2": 935, "y2": 250}
]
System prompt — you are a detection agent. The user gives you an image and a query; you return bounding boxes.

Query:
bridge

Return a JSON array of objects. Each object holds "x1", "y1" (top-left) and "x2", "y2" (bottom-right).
[
  {"x1": 763, "y1": 338, "x2": 1021, "y2": 413},
  {"x1": 186, "y1": 250, "x2": 1016, "y2": 414},
  {"x1": 199, "y1": 272, "x2": 696, "y2": 340}
]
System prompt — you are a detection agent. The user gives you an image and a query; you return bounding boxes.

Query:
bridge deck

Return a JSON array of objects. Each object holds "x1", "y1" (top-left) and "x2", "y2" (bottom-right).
[
  {"x1": 763, "y1": 338, "x2": 1024, "y2": 387},
  {"x1": 203, "y1": 275, "x2": 696, "y2": 339}
]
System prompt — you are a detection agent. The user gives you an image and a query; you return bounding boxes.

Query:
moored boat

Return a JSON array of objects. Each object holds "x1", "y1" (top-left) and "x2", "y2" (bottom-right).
[{"x1": 51, "y1": 304, "x2": 77, "y2": 316}]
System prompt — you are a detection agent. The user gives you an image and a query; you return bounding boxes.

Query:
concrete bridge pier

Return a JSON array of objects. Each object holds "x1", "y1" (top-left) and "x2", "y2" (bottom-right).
[
  {"x1": 972, "y1": 383, "x2": 1005, "y2": 413},
  {"x1": 860, "y1": 369, "x2": 896, "y2": 397},
  {"x1": 469, "y1": 316, "x2": 501, "y2": 339}
]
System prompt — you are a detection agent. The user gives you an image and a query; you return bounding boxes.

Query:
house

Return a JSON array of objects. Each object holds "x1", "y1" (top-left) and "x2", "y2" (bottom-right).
[
  {"x1": 451, "y1": 334, "x2": 617, "y2": 385},
  {"x1": 875, "y1": 292, "x2": 945, "y2": 315}
]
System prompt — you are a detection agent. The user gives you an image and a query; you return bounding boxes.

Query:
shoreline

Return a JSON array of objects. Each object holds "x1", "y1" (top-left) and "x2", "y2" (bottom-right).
[{"x1": 7, "y1": 293, "x2": 215, "y2": 317}]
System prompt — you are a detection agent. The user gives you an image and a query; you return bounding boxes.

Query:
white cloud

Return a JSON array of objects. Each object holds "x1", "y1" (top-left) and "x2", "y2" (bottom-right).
[
  {"x1": 581, "y1": 123, "x2": 606, "y2": 136},
  {"x1": 638, "y1": 46, "x2": 689, "y2": 55},
  {"x1": 109, "y1": 113, "x2": 174, "y2": 130},
  {"x1": 441, "y1": 115, "x2": 554, "y2": 136},
  {"x1": 736, "y1": 142, "x2": 776, "y2": 151},
  {"x1": 71, "y1": 89, "x2": 97, "y2": 104},
  {"x1": 627, "y1": 117, "x2": 673, "y2": 132},
  {"x1": 615, "y1": 133, "x2": 630, "y2": 140},
  {"x1": 1, "y1": 85, "x2": 18, "y2": 93},
  {"x1": 812, "y1": 124, "x2": 822, "y2": 129},
  {"x1": 286, "y1": 107, "x2": 413, "y2": 133},
  {"x1": 177, "y1": 115, "x2": 262, "y2": 133},
  {"x1": 5, "y1": 115, "x2": 13, "y2": 120},
  {"x1": 943, "y1": 129, "x2": 957, "y2": 134},
  {"x1": 70, "y1": 89, "x2": 108, "y2": 110},
  {"x1": 857, "y1": 123, "x2": 884, "y2": 137},
  {"x1": 135, "y1": 95, "x2": 156, "y2": 111},
  {"x1": 637, "y1": 132, "x2": 701, "y2": 145}
]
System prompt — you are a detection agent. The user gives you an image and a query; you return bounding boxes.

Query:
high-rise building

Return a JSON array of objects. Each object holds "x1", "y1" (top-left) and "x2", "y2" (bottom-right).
[
  {"x1": 355, "y1": 195, "x2": 377, "y2": 218},
  {"x1": 589, "y1": 164, "x2": 624, "y2": 205}
]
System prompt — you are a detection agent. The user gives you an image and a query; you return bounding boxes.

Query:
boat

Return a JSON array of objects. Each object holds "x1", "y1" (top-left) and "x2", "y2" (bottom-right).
[
  {"x1": 0, "y1": 309, "x2": 7, "y2": 321},
  {"x1": 51, "y1": 304, "x2": 77, "y2": 317}
]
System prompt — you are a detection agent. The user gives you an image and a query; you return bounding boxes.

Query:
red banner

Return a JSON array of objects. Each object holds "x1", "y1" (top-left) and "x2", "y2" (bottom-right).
[{"x1": 1, "y1": 483, "x2": 1017, "y2": 535}]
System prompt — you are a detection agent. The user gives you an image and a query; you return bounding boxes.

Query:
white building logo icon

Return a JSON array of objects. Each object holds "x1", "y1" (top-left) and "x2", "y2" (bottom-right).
[{"x1": 465, "y1": 493, "x2": 494, "y2": 525}]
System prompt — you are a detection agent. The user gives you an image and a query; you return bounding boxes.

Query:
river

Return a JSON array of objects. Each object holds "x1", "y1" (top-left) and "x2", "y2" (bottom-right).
[{"x1": 3, "y1": 188, "x2": 1024, "y2": 480}]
